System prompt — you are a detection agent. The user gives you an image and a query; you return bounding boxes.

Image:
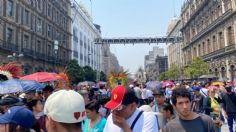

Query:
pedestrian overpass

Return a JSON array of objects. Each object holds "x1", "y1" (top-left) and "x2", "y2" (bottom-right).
[{"x1": 94, "y1": 36, "x2": 182, "y2": 45}]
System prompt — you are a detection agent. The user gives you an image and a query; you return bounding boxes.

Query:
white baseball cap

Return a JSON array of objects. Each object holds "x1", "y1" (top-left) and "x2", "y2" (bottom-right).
[{"x1": 44, "y1": 90, "x2": 85, "y2": 123}]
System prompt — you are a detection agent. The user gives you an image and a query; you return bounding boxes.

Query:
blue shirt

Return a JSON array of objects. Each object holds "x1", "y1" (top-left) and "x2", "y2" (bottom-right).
[{"x1": 83, "y1": 117, "x2": 106, "y2": 132}]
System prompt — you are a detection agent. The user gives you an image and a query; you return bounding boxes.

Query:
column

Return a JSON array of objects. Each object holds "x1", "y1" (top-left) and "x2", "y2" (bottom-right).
[
  {"x1": 224, "y1": 27, "x2": 229, "y2": 46},
  {"x1": 226, "y1": 58, "x2": 231, "y2": 80}
]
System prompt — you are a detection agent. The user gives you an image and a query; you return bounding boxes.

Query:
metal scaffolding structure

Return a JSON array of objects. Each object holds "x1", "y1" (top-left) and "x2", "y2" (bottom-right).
[{"x1": 94, "y1": 36, "x2": 182, "y2": 45}]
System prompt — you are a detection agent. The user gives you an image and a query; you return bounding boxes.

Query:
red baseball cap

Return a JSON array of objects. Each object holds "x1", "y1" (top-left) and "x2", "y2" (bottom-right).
[{"x1": 105, "y1": 86, "x2": 126, "y2": 110}]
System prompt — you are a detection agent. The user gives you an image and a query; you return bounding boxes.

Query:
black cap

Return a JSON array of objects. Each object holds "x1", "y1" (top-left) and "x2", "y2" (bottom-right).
[
  {"x1": 152, "y1": 89, "x2": 164, "y2": 96},
  {"x1": 0, "y1": 96, "x2": 24, "y2": 106}
]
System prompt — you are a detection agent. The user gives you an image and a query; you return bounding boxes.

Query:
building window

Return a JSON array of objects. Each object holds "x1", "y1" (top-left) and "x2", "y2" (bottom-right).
[
  {"x1": 213, "y1": 35, "x2": 216, "y2": 51},
  {"x1": 37, "y1": 40, "x2": 41, "y2": 53},
  {"x1": 6, "y1": 28, "x2": 13, "y2": 43},
  {"x1": 47, "y1": 44, "x2": 51, "y2": 56},
  {"x1": 227, "y1": 26, "x2": 235, "y2": 45},
  {"x1": 36, "y1": 18, "x2": 42, "y2": 33},
  {"x1": 202, "y1": 42, "x2": 205, "y2": 55},
  {"x1": 36, "y1": 0, "x2": 42, "y2": 10},
  {"x1": 193, "y1": 47, "x2": 196, "y2": 57},
  {"x1": 47, "y1": 24, "x2": 51, "y2": 38},
  {"x1": 7, "y1": 0, "x2": 14, "y2": 17},
  {"x1": 219, "y1": 32, "x2": 224, "y2": 48},
  {"x1": 47, "y1": 4, "x2": 51, "y2": 17},
  {"x1": 24, "y1": 9, "x2": 30, "y2": 26},
  {"x1": 207, "y1": 39, "x2": 211, "y2": 53},
  {"x1": 23, "y1": 35, "x2": 29, "y2": 49},
  {"x1": 198, "y1": 44, "x2": 201, "y2": 56},
  {"x1": 84, "y1": 36, "x2": 86, "y2": 49}
]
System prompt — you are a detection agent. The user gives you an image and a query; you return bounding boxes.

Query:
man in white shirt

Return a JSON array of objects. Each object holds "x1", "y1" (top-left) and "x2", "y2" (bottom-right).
[{"x1": 104, "y1": 86, "x2": 158, "y2": 132}]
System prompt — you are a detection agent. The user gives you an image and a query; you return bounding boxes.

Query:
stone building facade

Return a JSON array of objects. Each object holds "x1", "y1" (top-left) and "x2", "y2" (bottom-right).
[
  {"x1": 167, "y1": 17, "x2": 183, "y2": 68},
  {"x1": 181, "y1": 0, "x2": 236, "y2": 80},
  {"x1": 0, "y1": 0, "x2": 72, "y2": 74}
]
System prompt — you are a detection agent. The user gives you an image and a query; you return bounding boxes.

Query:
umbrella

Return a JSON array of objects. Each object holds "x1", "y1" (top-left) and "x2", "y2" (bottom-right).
[
  {"x1": 199, "y1": 74, "x2": 218, "y2": 79},
  {"x1": 20, "y1": 72, "x2": 62, "y2": 82},
  {"x1": 162, "y1": 81, "x2": 174, "y2": 87},
  {"x1": 98, "y1": 81, "x2": 107, "y2": 85},
  {"x1": 146, "y1": 81, "x2": 162, "y2": 91},
  {"x1": 20, "y1": 80, "x2": 45, "y2": 93},
  {"x1": 212, "y1": 82, "x2": 224, "y2": 86},
  {"x1": 0, "y1": 79, "x2": 45, "y2": 94}
]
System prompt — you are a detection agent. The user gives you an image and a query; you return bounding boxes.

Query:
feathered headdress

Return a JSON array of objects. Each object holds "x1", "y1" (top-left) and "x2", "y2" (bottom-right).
[
  {"x1": 58, "y1": 72, "x2": 70, "y2": 89},
  {"x1": 0, "y1": 62, "x2": 23, "y2": 81}
]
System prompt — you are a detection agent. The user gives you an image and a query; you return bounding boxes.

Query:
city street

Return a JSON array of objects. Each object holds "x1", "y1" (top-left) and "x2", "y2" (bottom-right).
[{"x1": 0, "y1": 0, "x2": 236, "y2": 132}]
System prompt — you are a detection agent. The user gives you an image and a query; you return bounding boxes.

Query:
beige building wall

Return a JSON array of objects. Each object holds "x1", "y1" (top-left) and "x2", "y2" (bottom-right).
[
  {"x1": 181, "y1": 0, "x2": 236, "y2": 80},
  {"x1": 167, "y1": 17, "x2": 183, "y2": 68}
]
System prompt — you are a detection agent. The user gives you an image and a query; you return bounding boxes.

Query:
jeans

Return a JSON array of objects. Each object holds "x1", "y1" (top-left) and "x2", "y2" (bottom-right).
[{"x1": 227, "y1": 113, "x2": 236, "y2": 132}]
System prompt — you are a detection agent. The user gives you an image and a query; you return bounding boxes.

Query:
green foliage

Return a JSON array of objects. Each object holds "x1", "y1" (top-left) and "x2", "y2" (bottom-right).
[
  {"x1": 159, "y1": 72, "x2": 168, "y2": 81},
  {"x1": 83, "y1": 66, "x2": 96, "y2": 82},
  {"x1": 184, "y1": 57, "x2": 209, "y2": 78},
  {"x1": 167, "y1": 64, "x2": 181, "y2": 80},
  {"x1": 100, "y1": 71, "x2": 107, "y2": 81},
  {"x1": 66, "y1": 60, "x2": 84, "y2": 85}
]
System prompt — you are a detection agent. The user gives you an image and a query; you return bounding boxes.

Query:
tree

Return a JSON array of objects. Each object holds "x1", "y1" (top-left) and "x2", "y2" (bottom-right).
[
  {"x1": 184, "y1": 57, "x2": 209, "y2": 78},
  {"x1": 83, "y1": 66, "x2": 96, "y2": 82},
  {"x1": 167, "y1": 64, "x2": 181, "y2": 80},
  {"x1": 100, "y1": 71, "x2": 107, "y2": 81},
  {"x1": 159, "y1": 72, "x2": 168, "y2": 81},
  {"x1": 66, "y1": 60, "x2": 84, "y2": 85}
]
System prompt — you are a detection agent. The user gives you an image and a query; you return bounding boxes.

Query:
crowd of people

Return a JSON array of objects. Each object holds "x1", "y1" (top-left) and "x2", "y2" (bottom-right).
[{"x1": 0, "y1": 80, "x2": 236, "y2": 132}]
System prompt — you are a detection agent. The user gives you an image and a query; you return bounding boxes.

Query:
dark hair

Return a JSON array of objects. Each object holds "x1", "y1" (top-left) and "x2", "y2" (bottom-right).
[
  {"x1": 43, "y1": 85, "x2": 54, "y2": 93},
  {"x1": 27, "y1": 99, "x2": 41, "y2": 111},
  {"x1": 122, "y1": 87, "x2": 139, "y2": 105},
  {"x1": 59, "y1": 122, "x2": 82, "y2": 131},
  {"x1": 171, "y1": 88, "x2": 192, "y2": 106},
  {"x1": 9, "y1": 123, "x2": 31, "y2": 132},
  {"x1": 85, "y1": 101, "x2": 100, "y2": 113},
  {"x1": 163, "y1": 103, "x2": 174, "y2": 115},
  {"x1": 225, "y1": 85, "x2": 233, "y2": 93}
]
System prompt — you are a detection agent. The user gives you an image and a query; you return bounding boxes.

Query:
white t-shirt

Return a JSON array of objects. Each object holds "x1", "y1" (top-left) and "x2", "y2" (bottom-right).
[{"x1": 103, "y1": 108, "x2": 159, "y2": 132}]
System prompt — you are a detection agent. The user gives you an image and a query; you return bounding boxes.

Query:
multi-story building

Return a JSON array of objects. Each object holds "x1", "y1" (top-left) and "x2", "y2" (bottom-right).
[
  {"x1": 181, "y1": 0, "x2": 236, "y2": 80},
  {"x1": 156, "y1": 56, "x2": 168, "y2": 75},
  {"x1": 144, "y1": 47, "x2": 164, "y2": 70},
  {"x1": 167, "y1": 17, "x2": 183, "y2": 68},
  {"x1": 144, "y1": 47, "x2": 165, "y2": 80},
  {"x1": 0, "y1": 0, "x2": 72, "y2": 74},
  {"x1": 71, "y1": 3, "x2": 102, "y2": 72}
]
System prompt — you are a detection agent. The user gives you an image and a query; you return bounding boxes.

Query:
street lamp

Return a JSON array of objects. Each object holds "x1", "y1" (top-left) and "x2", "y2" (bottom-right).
[
  {"x1": 53, "y1": 40, "x2": 59, "y2": 72},
  {"x1": 7, "y1": 53, "x2": 24, "y2": 62}
]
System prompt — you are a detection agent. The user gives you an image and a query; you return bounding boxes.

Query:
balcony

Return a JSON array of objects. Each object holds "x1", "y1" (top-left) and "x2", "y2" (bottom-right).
[
  {"x1": 183, "y1": 9, "x2": 234, "y2": 50},
  {"x1": 35, "y1": 52, "x2": 46, "y2": 61},
  {"x1": 203, "y1": 44, "x2": 236, "y2": 60},
  {"x1": 0, "y1": 39, "x2": 19, "y2": 53},
  {"x1": 22, "y1": 48, "x2": 34, "y2": 58}
]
